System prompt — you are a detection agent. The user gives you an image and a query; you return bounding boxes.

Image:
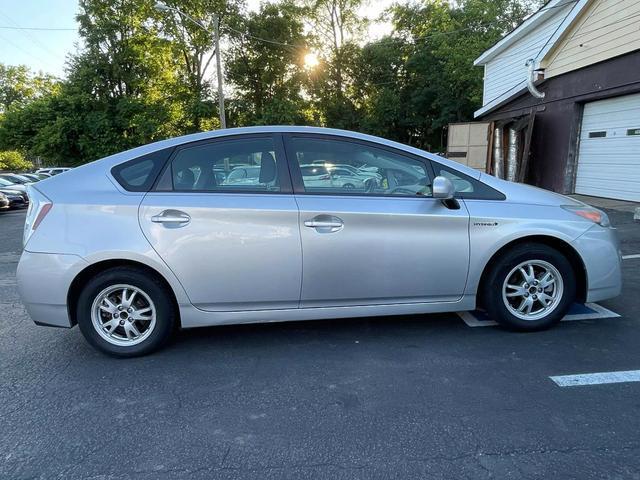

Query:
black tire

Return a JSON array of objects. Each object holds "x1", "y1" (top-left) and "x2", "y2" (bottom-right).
[
  {"x1": 77, "y1": 267, "x2": 177, "y2": 357},
  {"x1": 342, "y1": 183, "x2": 355, "y2": 190},
  {"x1": 481, "y1": 243, "x2": 576, "y2": 332}
]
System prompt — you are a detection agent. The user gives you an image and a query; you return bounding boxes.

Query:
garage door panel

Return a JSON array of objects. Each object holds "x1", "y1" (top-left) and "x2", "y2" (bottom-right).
[
  {"x1": 576, "y1": 93, "x2": 640, "y2": 202},
  {"x1": 581, "y1": 113, "x2": 640, "y2": 130},
  {"x1": 576, "y1": 165, "x2": 640, "y2": 178}
]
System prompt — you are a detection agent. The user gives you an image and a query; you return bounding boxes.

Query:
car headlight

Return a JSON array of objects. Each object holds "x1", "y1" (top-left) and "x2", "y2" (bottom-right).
[{"x1": 561, "y1": 205, "x2": 610, "y2": 227}]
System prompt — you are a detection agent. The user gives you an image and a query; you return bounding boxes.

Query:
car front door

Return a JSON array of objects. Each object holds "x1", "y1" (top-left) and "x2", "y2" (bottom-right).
[
  {"x1": 284, "y1": 134, "x2": 470, "y2": 308},
  {"x1": 139, "y1": 134, "x2": 302, "y2": 312}
]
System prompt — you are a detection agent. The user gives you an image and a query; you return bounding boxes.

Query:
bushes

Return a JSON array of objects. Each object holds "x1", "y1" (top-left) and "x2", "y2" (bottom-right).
[{"x1": 0, "y1": 150, "x2": 32, "y2": 171}]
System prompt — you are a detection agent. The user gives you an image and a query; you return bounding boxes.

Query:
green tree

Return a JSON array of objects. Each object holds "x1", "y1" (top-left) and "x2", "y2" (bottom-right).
[
  {"x1": 1, "y1": 0, "x2": 187, "y2": 165},
  {"x1": 0, "y1": 150, "x2": 32, "y2": 171},
  {"x1": 225, "y1": 1, "x2": 310, "y2": 125},
  {"x1": 370, "y1": 0, "x2": 542, "y2": 149},
  {"x1": 304, "y1": 0, "x2": 365, "y2": 129},
  {"x1": 352, "y1": 37, "x2": 408, "y2": 142},
  {"x1": 154, "y1": 0, "x2": 243, "y2": 131},
  {"x1": 0, "y1": 64, "x2": 58, "y2": 114}
]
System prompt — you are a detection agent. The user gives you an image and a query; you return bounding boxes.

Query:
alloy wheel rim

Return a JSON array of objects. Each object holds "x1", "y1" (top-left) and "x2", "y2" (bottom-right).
[
  {"x1": 91, "y1": 284, "x2": 157, "y2": 346},
  {"x1": 502, "y1": 260, "x2": 564, "y2": 321}
]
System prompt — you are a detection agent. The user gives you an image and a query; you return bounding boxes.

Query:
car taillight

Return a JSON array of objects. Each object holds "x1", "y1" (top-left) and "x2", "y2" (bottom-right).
[
  {"x1": 23, "y1": 185, "x2": 53, "y2": 247},
  {"x1": 32, "y1": 203, "x2": 53, "y2": 230}
]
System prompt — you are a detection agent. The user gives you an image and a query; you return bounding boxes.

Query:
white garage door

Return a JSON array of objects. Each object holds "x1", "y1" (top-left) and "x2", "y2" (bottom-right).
[{"x1": 576, "y1": 94, "x2": 640, "y2": 202}]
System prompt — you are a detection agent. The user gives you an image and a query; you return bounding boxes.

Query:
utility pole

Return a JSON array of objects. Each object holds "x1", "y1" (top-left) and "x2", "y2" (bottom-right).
[
  {"x1": 213, "y1": 15, "x2": 226, "y2": 129},
  {"x1": 155, "y1": 2, "x2": 226, "y2": 129}
]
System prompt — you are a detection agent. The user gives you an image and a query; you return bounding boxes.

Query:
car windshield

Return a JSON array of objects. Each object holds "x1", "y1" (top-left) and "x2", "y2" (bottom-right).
[
  {"x1": 0, "y1": 177, "x2": 16, "y2": 186},
  {"x1": 1, "y1": 175, "x2": 29, "y2": 184}
]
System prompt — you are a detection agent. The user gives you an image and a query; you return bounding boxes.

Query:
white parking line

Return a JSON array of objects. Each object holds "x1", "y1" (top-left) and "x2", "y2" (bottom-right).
[
  {"x1": 458, "y1": 303, "x2": 619, "y2": 327},
  {"x1": 622, "y1": 254, "x2": 640, "y2": 260},
  {"x1": 550, "y1": 370, "x2": 640, "y2": 387}
]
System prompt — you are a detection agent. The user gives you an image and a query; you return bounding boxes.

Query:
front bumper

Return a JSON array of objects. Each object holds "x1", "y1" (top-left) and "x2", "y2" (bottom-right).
[
  {"x1": 17, "y1": 251, "x2": 88, "y2": 328},
  {"x1": 571, "y1": 224, "x2": 622, "y2": 303}
]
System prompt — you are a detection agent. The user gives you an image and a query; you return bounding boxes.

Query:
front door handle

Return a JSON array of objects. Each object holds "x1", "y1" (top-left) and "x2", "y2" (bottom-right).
[
  {"x1": 304, "y1": 215, "x2": 344, "y2": 232},
  {"x1": 151, "y1": 210, "x2": 191, "y2": 225}
]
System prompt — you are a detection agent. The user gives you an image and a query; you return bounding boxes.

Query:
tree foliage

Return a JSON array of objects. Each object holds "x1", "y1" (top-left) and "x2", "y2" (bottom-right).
[
  {"x1": 0, "y1": 64, "x2": 58, "y2": 114},
  {"x1": 0, "y1": 150, "x2": 32, "y2": 171},
  {"x1": 0, "y1": 0, "x2": 542, "y2": 165},
  {"x1": 225, "y1": 1, "x2": 310, "y2": 125}
]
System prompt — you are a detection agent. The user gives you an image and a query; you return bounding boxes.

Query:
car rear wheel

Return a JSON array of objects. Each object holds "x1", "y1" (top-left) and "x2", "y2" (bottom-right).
[
  {"x1": 481, "y1": 243, "x2": 576, "y2": 331},
  {"x1": 77, "y1": 267, "x2": 176, "y2": 357}
]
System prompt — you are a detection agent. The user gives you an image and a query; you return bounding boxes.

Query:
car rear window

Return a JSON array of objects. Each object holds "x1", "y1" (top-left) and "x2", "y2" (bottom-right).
[{"x1": 111, "y1": 147, "x2": 173, "y2": 192}]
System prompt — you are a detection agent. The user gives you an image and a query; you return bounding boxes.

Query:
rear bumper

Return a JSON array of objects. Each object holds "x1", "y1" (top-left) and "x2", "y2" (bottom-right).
[
  {"x1": 571, "y1": 225, "x2": 622, "y2": 303},
  {"x1": 17, "y1": 251, "x2": 88, "y2": 328}
]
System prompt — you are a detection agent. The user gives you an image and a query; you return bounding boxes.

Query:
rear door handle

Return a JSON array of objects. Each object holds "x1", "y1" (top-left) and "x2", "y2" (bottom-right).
[
  {"x1": 151, "y1": 210, "x2": 191, "y2": 225},
  {"x1": 304, "y1": 215, "x2": 344, "y2": 232}
]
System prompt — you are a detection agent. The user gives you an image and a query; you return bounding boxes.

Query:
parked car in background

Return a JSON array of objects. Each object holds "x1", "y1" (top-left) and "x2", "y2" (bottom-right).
[
  {"x1": 35, "y1": 167, "x2": 71, "y2": 176},
  {"x1": 0, "y1": 173, "x2": 33, "y2": 185},
  {"x1": 20, "y1": 174, "x2": 45, "y2": 182},
  {"x1": 17, "y1": 126, "x2": 622, "y2": 357},
  {"x1": 0, "y1": 192, "x2": 9, "y2": 211},
  {"x1": 0, "y1": 177, "x2": 27, "y2": 194},
  {"x1": 311, "y1": 161, "x2": 382, "y2": 184},
  {"x1": 300, "y1": 164, "x2": 368, "y2": 190},
  {"x1": 0, "y1": 189, "x2": 28, "y2": 209}
]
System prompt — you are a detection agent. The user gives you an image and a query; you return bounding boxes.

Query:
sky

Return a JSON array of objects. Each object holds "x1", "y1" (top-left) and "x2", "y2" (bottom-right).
[{"x1": 0, "y1": 0, "x2": 394, "y2": 78}]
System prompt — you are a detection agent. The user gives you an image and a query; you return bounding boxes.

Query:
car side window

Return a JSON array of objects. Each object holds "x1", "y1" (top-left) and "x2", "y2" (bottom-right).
[
  {"x1": 288, "y1": 137, "x2": 432, "y2": 197},
  {"x1": 111, "y1": 147, "x2": 173, "y2": 192},
  {"x1": 170, "y1": 137, "x2": 280, "y2": 192}
]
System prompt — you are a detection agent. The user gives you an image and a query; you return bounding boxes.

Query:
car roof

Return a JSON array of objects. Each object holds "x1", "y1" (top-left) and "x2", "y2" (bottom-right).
[{"x1": 73, "y1": 126, "x2": 480, "y2": 180}]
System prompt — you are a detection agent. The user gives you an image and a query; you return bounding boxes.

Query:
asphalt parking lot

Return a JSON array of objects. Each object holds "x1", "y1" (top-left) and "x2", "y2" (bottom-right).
[{"x1": 2, "y1": 202, "x2": 640, "y2": 480}]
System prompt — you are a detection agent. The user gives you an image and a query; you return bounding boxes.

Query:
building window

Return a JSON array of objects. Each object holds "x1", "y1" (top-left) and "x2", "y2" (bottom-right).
[
  {"x1": 626, "y1": 128, "x2": 640, "y2": 136},
  {"x1": 588, "y1": 131, "x2": 607, "y2": 138}
]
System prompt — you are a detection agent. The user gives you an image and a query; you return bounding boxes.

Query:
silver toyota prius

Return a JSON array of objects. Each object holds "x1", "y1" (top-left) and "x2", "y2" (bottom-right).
[{"x1": 17, "y1": 126, "x2": 622, "y2": 356}]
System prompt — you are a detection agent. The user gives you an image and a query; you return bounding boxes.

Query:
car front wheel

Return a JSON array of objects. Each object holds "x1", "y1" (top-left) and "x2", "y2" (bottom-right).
[
  {"x1": 481, "y1": 243, "x2": 576, "y2": 331},
  {"x1": 77, "y1": 267, "x2": 176, "y2": 357}
]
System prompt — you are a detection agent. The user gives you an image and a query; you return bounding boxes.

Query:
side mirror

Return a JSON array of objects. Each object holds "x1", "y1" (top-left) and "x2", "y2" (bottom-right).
[
  {"x1": 432, "y1": 176, "x2": 460, "y2": 210},
  {"x1": 432, "y1": 176, "x2": 455, "y2": 200}
]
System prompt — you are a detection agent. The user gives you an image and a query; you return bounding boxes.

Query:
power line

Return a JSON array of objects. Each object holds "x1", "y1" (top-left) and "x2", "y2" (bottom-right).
[
  {"x1": 0, "y1": 31, "x2": 49, "y2": 66},
  {"x1": 222, "y1": 24, "x2": 299, "y2": 48},
  {"x1": 0, "y1": 0, "x2": 578, "y2": 48},
  {"x1": 0, "y1": 11, "x2": 62, "y2": 59},
  {"x1": 0, "y1": 25, "x2": 75, "y2": 31}
]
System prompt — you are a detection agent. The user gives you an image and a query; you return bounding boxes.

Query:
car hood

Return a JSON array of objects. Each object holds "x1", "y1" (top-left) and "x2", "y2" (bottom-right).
[{"x1": 478, "y1": 173, "x2": 585, "y2": 207}]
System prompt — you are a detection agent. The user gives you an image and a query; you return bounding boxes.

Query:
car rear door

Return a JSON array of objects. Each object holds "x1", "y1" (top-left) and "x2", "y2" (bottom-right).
[
  {"x1": 138, "y1": 134, "x2": 302, "y2": 312},
  {"x1": 284, "y1": 134, "x2": 470, "y2": 308}
]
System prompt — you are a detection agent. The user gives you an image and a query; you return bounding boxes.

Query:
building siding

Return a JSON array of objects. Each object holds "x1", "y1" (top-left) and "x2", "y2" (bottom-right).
[
  {"x1": 481, "y1": 3, "x2": 573, "y2": 106},
  {"x1": 543, "y1": 0, "x2": 640, "y2": 78}
]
